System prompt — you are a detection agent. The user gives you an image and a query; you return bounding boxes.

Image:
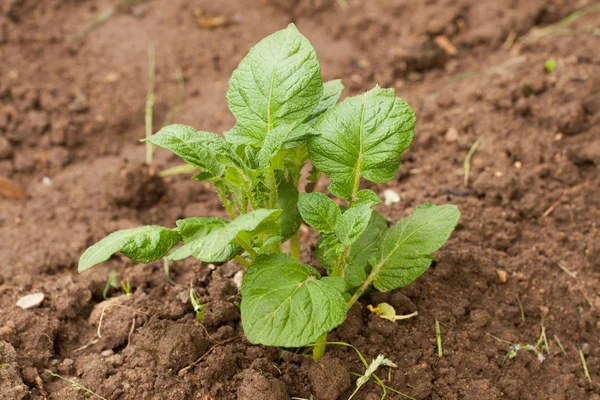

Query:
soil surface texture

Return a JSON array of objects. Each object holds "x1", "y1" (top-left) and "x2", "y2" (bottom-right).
[{"x1": 1, "y1": 0, "x2": 600, "y2": 399}]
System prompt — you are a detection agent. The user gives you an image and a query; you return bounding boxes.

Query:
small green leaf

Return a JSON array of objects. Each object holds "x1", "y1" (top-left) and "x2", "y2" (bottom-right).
[
  {"x1": 172, "y1": 209, "x2": 282, "y2": 262},
  {"x1": 314, "y1": 233, "x2": 340, "y2": 273},
  {"x1": 298, "y1": 192, "x2": 341, "y2": 234},
  {"x1": 226, "y1": 23, "x2": 323, "y2": 147},
  {"x1": 241, "y1": 254, "x2": 347, "y2": 347},
  {"x1": 145, "y1": 124, "x2": 230, "y2": 178},
  {"x1": 169, "y1": 217, "x2": 240, "y2": 261},
  {"x1": 356, "y1": 189, "x2": 382, "y2": 205},
  {"x1": 281, "y1": 124, "x2": 317, "y2": 149},
  {"x1": 335, "y1": 202, "x2": 372, "y2": 246},
  {"x1": 344, "y1": 210, "x2": 388, "y2": 288},
  {"x1": 370, "y1": 203, "x2": 460, "y2": 292},
  {"x1": 308, "y1": 86, "x2": 415, "y2": 200},
  {"x1": 258, "y1": 124, "x2": 297, "y2": 168},
  {"x1": 278, "y1": 178, "x2": 302, "y2": 239},
  {"x1": 304, "y1": 79, "x2": 344, "y2": 126},
  {"x1": 79, "y1": 226, "x2": 181, "y2": 272}
]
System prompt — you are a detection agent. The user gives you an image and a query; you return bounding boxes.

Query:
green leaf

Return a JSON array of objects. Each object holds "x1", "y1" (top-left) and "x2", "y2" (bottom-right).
[
  {"x1": 308, "y1": 86, "x2": 416, "y2": 200},
  {"x1": 370, "y1": 203, "x2": 460, "y2": 292},
  {"x1": 145, "y1": 124, "x2": 230, "y2": 178},
  {"x1": 257, "y1": 124, "x2": 297, "y2": 168},
  {"x1": 79, "y1": 226, "x2": 181, "y2": 272},
  {"x1": 171, "y1": 209, "x2": 282, "y2": 262},
  {"x1": 240, "y1": 254, "x2": 347, "y2": 347},
  {"x1": 356, "y1": 189, "x2": 382, "y2": 206},
  {"x1": 335, "y1": 202, "x2": 372, "y2": 246},
  {"x1": 175, "y1": 217, "x2": 228, "y2": 241},
  {"x1": 225, "y1": 23, "x2": 323, "y2": 147},
  {"x1": 298, "y1": 192, "x2": 341, "y2": 234},
  {"x1": 278, "y1": 178, "x2": 302, "y2": 239},
  {"x1": 314, "y1": 234, "x2": 340, "y2": 273},
  {"x1": 304, "y1": 79, "x2": 344, "y2": 126},
  {"x1": 344, "y1": 210, "x2": 388, "y2": 288},
  {"x1": 169, "y1": 217, "x2": 240, "y2": 261}
]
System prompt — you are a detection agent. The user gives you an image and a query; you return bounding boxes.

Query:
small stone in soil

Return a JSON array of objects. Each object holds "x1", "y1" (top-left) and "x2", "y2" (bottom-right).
[
  {"x1": 496, "y1": 269, "x2": 508, "y2": 283},
  {"x1": 16, "y1": 293, "x2": 44, "y2": 309}
]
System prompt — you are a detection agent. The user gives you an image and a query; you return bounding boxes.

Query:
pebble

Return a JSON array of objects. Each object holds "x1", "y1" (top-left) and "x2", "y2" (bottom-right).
[
  {"x1": 383, "y1": 189, "x2": 400, "y2": 206},
  {"x1": 445, "y1": 127, "x2": 459, "y2": 142},
  {"x1": 16, "y1": 292, "x2": 45, "y2": 309},
  {"x1": 496, "y1": 269, "x2": 508, "y2": 283},
  {"x1": 581, "y1": 343, "x2": 591, "y2": 356},
  {"x1": 232, "y1": 270, "x2": 244, "y2": 289}
]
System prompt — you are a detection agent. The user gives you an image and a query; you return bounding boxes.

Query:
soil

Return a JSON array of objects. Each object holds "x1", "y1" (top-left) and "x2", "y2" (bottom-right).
[{"x1": 1, "y1": 0, "x2": 599, "y2": 399}]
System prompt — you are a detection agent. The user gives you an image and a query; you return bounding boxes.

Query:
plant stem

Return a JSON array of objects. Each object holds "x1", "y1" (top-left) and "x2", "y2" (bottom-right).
[
  {"x1": 266, "y1": 166, "x2": 278, "y2": 209},
  {"x1": 234, "y1": 255, "x2": 250, "y2": 268},
  {"x1": 435, "y1": 319, "x2": 443, "y2": 357},
  {"x1": 234, "y1": 238, "x2": 258, "y2": 260},
  {"x1": 463, "y1": 135, "x2": 484, "y2": 187},
  {"x1": 290, "y1": 231, "x2": 301, "y2": 260},
  {"x1": 216, "y1": 186, "x2": 237, "y2": 220},
  {"x1": 347, "y1": 269, "x2": 376, "y2": 310},
  {"x1": 145, "y1": 43, "x2": 156, "y2": 165},
  {"x1": 332, "y1": 246, "x2": 350, "y2": 278},
  {"x1": 312, "y1": 333, "x2": 327, "y2": 361}
]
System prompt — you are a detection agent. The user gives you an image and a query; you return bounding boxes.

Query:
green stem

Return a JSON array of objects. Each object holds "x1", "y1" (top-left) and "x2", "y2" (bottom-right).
[
  {"x1": 266, "y1": 166, "x2": 278, "y2": 209},
  {"x1": 270, "y1": 241, "x2": 282, "y2": 254},
  {"x1": 216, "y1": 186, "x2": 236, "y2": 220},
  {"x1": 234, "y1": 255, "x2": 250, "y2": 268},
  {"x1": 313, "y1": 333, "x2": 327, "y2": 361},
  {"x1": 347, "y1": 271, "x2": 375, "y2": 310},
  {"x1": 234, "y1": 238, "x2": 258, "y2": 260},
  {"x1": 290, "y1": 231, "x2": 301, "y2": 260},
  {"x1": 332, "y1": 246, "x2": 350, "y2": 278}
]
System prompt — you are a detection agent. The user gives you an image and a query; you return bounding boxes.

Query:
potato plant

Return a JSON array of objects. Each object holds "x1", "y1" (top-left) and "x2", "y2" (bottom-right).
[{"x1": 79, "y1": 24, "x2": 460, "y2": 357}]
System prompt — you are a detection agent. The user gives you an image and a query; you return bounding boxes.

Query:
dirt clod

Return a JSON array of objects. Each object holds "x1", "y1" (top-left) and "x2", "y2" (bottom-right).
[
  {"x1": 237, "y1": 369, "x2": 290, "y2": 400},
  {"x1": 306, "y1": 355, "x2": 351, "y2": 400},
  {"x1": 133, "y1": 318, "x2": 211, "y2": 371}
]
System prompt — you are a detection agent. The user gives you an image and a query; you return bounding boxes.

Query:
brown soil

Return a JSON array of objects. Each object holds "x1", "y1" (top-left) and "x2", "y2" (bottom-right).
[{"x1": 1, "y1": 0, "x2": 600, "y2": 399}]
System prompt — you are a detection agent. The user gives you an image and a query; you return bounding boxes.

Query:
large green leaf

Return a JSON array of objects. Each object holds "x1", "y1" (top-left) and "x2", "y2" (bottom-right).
[
  {"x1": 335, "y1": 202, "x2": 372, "y2": 246},
  {"x1": 344, "y1": 210, "x2": 388, "y2": 288},
  {"x1": 79, "y1": 226, "x2": 181, "y2": 272},
  {"x1": 308, "y1": 86, "x2": 416, "y2": 200},
  {"x1": 297, "y1": 192, "x2": 341, "y2": 234},
  {"x1": 169, "y1": 217, "x2": 240, "y2": 261},
  {"x1": 370, "y1": 203, "x2": 460, "y2": 292},
  {"x1": 225, "y1": 23, "x2": 323, "y2": 147},
  {"x1": 304, "y1": 79, "x2": 344, "y2": 126},
  {"x1": 278, "y1": 178, "x2": 302, "y2": 239},
  {"x1": 241, "y1": 254, "x2": 347, "y2": 347},
  {"x1": 145, "y1": 124, "x2": 230, "y2": 179},
  {"x1": 168, "y1": 209, "x2": 282, "y2": 262}
]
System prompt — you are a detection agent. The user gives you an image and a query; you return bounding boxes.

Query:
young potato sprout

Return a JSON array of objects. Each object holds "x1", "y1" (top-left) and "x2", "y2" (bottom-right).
[{"x1": 78, "y1": 24, "x2": 460, "y2": 359}]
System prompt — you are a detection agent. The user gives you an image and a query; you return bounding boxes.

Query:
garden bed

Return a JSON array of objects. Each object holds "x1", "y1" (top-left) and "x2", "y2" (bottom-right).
[{"x1": 1, "y1": 0, "x2": 599, "y2": 399}]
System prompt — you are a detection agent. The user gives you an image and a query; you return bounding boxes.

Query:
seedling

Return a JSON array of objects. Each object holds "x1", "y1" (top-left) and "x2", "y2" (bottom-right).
[
  {"x1": 190, "y1": 288, "x2": 204, "y2": 321},
  {"x1": 487, "y1": 321, "x2": 550, "y2": 366},
  {"x1": 45, "y1": 370, "x2": 106, "y2": 400},
  {"x1": 78, "y1": 24, "x2": 460, "y2": 358},
  {"x1": 102, "y1": 269, "x2": 118, "y2": 300},
  {"x1": 120, "y1": 278, "x2": 132, "y2": 295}
]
